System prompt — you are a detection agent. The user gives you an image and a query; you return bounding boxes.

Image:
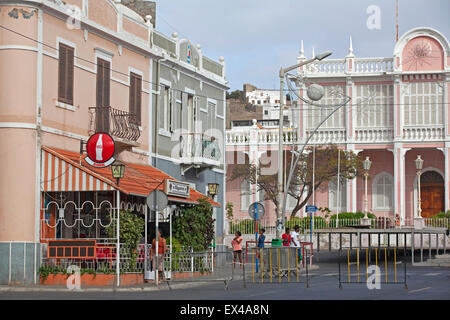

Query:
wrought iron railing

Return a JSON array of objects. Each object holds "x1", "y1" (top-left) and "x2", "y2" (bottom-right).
[{"x1": 89, "y1": 107, "x2": 140, "y2": 142}]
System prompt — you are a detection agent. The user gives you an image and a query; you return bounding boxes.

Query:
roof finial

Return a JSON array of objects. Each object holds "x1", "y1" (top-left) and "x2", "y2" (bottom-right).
[
  {"x1": 347, "y1": 36, "x2": 355, "y2": 58},
  {"x1": 300, "y1": 40, "x2": 305, "y2": 57}
]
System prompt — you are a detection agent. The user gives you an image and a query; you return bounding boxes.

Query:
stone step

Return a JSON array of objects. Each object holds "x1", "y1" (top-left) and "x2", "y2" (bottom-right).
[{"x1": 433, "y1": 254, "x2": 450, "y2": 260}]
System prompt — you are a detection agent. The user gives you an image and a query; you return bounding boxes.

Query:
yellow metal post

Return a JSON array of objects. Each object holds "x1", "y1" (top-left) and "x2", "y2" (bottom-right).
[
  {"x1": 347, "y1": 248, "x2": 350, "y2": 283},
  {"x1": 287, "y1": 247, "x2": 290, "y2": 283},
  {"x1": 375, "y1": 248, "x2": 378, "y2": 279},
  {"x1": 270, "y1": 247, "x2": 272, "y2": 283},
  {"x1": 261, "y1": 249, "x2": 264, "y2": 283},
  {"x1": 385, "y1": 248, "x2": 387, "y2": 283},
  {"x1": 394, "y1": 248, "x2": 397, "y2": 283},
  {"x1": 278, "y1": 248, "x2": 281, "y2": 283},
  {"x1": 366, "y1": 248, "x2": 368, "y2": 280},
  {"x1": 252, "y1": 248, "x2": 255, "y2": 283},
  {"x1": 357, "y1": 248, "x2": 360, "y2": 283}
]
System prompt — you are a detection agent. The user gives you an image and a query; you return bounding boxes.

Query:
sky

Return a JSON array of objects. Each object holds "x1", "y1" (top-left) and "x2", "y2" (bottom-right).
[{"x1": 152, "y1": 0, "x2": 450, "y2": 92}]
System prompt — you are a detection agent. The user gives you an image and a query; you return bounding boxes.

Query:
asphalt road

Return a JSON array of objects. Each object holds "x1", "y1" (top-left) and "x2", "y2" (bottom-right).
[{"x1": 1, "y1": 264, "x2": 449, "y2": 300}]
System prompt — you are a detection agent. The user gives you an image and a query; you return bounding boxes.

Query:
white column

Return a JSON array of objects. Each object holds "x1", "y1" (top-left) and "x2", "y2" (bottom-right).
[
  {"x1": 445, "y1": 144, "x2": 450, "y2": 211},
  {"x1": 349, "y1": 148, "x2": 362, "y2": 212},
  {"x1": 392, "y1": 146, "x2": 409, "y2": 225}
]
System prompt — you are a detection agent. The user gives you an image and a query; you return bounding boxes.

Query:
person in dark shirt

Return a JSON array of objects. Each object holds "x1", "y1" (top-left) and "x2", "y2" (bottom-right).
[{"x1": 257, "y1": 228, "x2": 266, "y2": 249}]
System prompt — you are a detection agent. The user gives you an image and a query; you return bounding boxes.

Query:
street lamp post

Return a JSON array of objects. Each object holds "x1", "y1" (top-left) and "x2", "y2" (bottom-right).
[
  {"x1": 361, "y1": 156, "x2": 372, "y2": 226},
  {"x1": 414, "y1": 155, "x2": 424, "y2": 229},
  {"x1": 276, "y1": 51, "x2": 332, "y2": 239}
]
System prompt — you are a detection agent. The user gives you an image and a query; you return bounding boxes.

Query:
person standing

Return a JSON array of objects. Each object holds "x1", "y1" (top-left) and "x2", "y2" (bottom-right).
[
  {"x1": 290, "y1": 225, "x2": 302, "y2": 262},
  {"x1": 282, "y1": 227, "x2": 291, "y2": 247},
  {"x1": 231, "y1": 231, "x2": 243, "y2": 269},
  {"x1": 257, "y1": 228, "x2": 266, "y2": 249},
  {"x1": 151, "y1": 231, "x2": 167, "y2": 281}
]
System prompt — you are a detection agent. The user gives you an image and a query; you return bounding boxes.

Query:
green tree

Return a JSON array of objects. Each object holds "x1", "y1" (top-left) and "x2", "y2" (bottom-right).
[
  {"x1": 226, "y1": 90, "x2": 242, "y2": 100},
  {"x1": 106, "y1": 210, "x2": 144, "y2": 269},
  {"x1": 172, "y1": 198, "x2": 215, "y2": 251},
  {"x1": 229, "y1": 145, "x2": 363, "y2": 218}
]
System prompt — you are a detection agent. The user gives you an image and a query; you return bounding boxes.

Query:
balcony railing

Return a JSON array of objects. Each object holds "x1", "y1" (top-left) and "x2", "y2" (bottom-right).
[
  {"x1": 179, "y1": 133, "x2": 221, "y2": 166},
  {"x1": 89, "y1": 107, "x2": 140, "y2": 143},
  {"x1": 304, "y1": 57, "x2": 394, "y2": 76}
]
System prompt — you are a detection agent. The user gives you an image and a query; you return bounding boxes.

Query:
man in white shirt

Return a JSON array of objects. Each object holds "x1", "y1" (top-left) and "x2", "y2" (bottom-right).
[
  {"x1": 290, "y1": 225, "x2": 302, "y2": 262},
  {"x1": 290, "y1": 225, "x2": 301, "y2": 248}
]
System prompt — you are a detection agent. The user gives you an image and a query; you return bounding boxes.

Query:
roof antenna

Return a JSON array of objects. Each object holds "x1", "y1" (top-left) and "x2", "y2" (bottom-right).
[{"x1": 396, "y1": 0, "x2": 399, "y2": 42}]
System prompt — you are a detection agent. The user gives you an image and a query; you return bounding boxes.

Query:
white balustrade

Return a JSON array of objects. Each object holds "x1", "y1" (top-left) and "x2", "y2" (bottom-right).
[
  {"x1": 353, "y1": 58, "x2": 393, "y2": 73},
  {"x1": 355, "y1": 128, "x2": 394, "y2": 143},
  {"x1": 304, "y1": 57, "x2": 393, "y2": 75},
  {"x1": 403, "y1": 127, "x2": 445, "y2": 141},
  {"x1": 305, "y1": 129, "x2": 346, "y2": 144},
  {"x1": 226, "y1": 128, "x2": 298, "y2": 146}
]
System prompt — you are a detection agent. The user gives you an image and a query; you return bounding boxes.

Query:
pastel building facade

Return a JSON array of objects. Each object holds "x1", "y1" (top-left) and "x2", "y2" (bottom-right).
[
  {"x1": 0, "y1": 0, "x2": 227, "y2": 284},
  {"x1": 226, "y1": 27, "x2": 450, "y2": 228}
]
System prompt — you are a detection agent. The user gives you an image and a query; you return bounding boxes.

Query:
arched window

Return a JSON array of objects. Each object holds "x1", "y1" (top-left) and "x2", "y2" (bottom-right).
[
  {"x1": 372, "y1": 173, "x2": 394, "y2": 210},
  {"x1": 240, "y1": 179, "x2": 251, "y2": 211},
  {"x1": 329, "y1": 179, "x2": 347, "y2": 212}
]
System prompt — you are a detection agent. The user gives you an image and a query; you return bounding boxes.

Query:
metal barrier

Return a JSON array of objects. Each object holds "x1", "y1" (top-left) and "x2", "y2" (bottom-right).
[
  {"x1": 243, "y1": 247, "x2": 312, "y2": 287},
  {"x1": 338, "y1": 247, "x2": 407, "y2": 289},
  {"x1": 164, "y1": 250, "x2": 234, "y2": 289}
]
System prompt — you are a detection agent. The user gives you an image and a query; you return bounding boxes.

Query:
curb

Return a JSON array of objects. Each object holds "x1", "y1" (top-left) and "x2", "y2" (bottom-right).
[{"x1": 0, "y1": 281, "x2": 220, "y2": 293}]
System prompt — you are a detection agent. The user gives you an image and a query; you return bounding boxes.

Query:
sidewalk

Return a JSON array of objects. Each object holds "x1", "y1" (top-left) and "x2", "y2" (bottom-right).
[
  {"x1": 0, "y1": 265, "x2": 320, "y2": 293},
  {"x1": 0, "y1": 280, "x2": 220, "y2": 293}
]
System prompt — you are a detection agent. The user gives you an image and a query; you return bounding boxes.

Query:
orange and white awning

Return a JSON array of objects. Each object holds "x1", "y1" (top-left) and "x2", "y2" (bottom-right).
[
  {"x1": 41, "y1": 147, "x2": 118, "y2": 192},
  {"x1": 41, "y1": 146, "x2": 220, "y2": 207}
]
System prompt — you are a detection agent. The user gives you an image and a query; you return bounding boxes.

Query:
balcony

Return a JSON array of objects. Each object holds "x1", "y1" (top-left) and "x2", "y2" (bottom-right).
[
  {"x1": 89, "y1": 107, "x2": 141, "y2": 149},
  {"x1": 179, "y1": 133, "x2": 222, "y2": 175},
  {"x1": 303, "y1": 57, "x2": 394, "y2": 76}
]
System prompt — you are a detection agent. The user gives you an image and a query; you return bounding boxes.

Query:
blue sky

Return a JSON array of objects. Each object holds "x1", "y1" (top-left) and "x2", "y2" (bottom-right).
[{"x1": 153, "y1": 0, "x2": 450, "y2": 91}]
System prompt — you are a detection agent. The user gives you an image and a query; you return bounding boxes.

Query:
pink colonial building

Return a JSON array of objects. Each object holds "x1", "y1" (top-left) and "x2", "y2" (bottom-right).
[
  {"x1": 226, "y1": 27, "x2": 450, "y2": 229},
  {"x1": 0, "y1": 0, "x2": 227, "y2": 285}
]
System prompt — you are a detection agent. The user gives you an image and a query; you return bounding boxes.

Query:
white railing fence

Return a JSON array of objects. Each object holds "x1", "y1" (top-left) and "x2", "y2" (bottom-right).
[{"x1": 229, "y1": 218, "x2": 450, "y2": 235}]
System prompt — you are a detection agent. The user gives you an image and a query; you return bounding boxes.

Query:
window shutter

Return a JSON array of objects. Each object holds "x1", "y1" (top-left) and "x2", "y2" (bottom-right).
[
  {"x1": 136, "y1": 76, "x2": 142, "y2": 126},
  {"x1": 66, "y1": 47, "x2": 74, "y2": 105},
  {"x1": 129, "y1": 74, "x2": 136, "y2": 119},
  {"x1": 103, "y1": 60, "x2": 110, "y2": 107},
  {"x1": 96, "y1": 58, "x2": 104, "y2": 107},
  {"x1": 58, "y1": 45, "x2": 67, "y2": 102}
]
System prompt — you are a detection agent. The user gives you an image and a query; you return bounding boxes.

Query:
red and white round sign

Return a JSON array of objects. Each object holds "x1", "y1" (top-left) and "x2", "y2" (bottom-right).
[{"x1": 85, "y1": 133, "x2": 115, "y2": 168}]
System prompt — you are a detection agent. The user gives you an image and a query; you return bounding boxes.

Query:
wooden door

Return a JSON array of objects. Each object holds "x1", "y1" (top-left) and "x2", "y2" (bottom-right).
[
  {"x1": 421, "y1": 186, "x2": 444, "y2": 217},
  {"x1": 420, "y1": 171, "x2": 445, "y2": 218}
]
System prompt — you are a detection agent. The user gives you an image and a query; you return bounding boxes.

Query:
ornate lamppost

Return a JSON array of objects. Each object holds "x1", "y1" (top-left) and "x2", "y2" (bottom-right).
[
  {"x1": 361, "y1": 156, "x2": 372, "y2": 226},
  {"x1": 414, "y1": 155, "x2": 424, "y2": 229}
]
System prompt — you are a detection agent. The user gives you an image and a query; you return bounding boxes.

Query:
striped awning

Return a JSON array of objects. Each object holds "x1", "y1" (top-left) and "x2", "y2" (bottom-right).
[
  {"x1": 41, "y1": 146, "x2": 220, "y2": 207},
  {"x1": 41, "y1": 147, "x2": 118, "y2": 192}
]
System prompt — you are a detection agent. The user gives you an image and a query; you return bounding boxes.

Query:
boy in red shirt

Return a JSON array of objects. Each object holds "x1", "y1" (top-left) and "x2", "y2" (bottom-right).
[{"x1": 282, "y1": 227, "x2": 291, "y2": 247}]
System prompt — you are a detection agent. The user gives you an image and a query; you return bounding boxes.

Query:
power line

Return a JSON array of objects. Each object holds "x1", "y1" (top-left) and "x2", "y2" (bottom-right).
[
  {"x1": 1, "y1": 24, "x2": 448, "y2": 112},
  {"x1": 0, "y1": 24, "x2": 225, "y2": 102}
]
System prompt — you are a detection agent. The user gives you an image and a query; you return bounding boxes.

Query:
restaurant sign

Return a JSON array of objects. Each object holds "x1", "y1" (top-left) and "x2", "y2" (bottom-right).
[{"x1": 164, "y1": 179, "x2": 190, "y2": 198}]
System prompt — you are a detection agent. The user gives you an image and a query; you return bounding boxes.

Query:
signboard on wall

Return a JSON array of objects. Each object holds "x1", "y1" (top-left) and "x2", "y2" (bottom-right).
[
  {"x1": 164, "y1": 179, "x2": 190, "y2": 198},
  {"x1": 85, "y1": 133, "x2": 115, "y2": 168}
]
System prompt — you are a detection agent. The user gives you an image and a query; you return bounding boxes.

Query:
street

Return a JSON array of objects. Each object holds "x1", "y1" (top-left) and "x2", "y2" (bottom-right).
[{"x1": 1, "y1": 264, "x2": 449, "y2": 300}]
